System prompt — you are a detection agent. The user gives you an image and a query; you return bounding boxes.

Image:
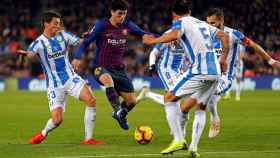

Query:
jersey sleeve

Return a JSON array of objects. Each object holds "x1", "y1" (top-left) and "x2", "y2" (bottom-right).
[
  {"x1": 27, "y1": 40, "x2": 40, "y2": 54},
  {"x1": 127, "y1": 20, "x2": 149, "y2": 36},
  {"x1": 74, "y1": 20, "x2": 104, "y2": 59},
  {"x1": 62, "y1": 31, "x2": 80, "y2": 46},
  {"x1": 149, "y1": 44, "x2": 162, "y2": 66},
  {"x1": 171, "y1": 20, "x2": 184, "y2": 37},
  {"x1": 232, "y1": 30, "x2": 248, "y2": 45}
]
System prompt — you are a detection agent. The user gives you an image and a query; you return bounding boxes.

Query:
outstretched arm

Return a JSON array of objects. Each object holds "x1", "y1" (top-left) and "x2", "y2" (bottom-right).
[
  {"x1": 72, "y1": 20, "x2": 104, "y2": 70},
  {"x1": 16, "y1": 50, "x2": 35, "y2": 58},
  {"x1": 143, "y1": 30, "x2": 180, "y2": 45},
  {"x1": 238, "y1": 34, "x2": 280, "y2": 69}
]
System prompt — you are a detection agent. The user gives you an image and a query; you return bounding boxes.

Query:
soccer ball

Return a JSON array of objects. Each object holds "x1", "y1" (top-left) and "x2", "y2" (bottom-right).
[{"x1": 134, "y1": 126, "x2": 154, "y2": 145}]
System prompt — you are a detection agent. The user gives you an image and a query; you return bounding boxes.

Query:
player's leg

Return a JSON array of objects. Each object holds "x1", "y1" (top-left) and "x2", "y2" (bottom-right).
[
  {"x1": 161, "y1": 92, "x2": 187, "y2": 154},
  {"x1": 207, "y1": 94, "x2": 221, "y2": 138},
  {"x1": 73, "y1": 82, "x2": 104, "y2": 145},
  {"x1": 187, "y1": 79, "x2": 218, "y2": 157},
  {"x1": 235, "y1": 60, "x2": 243, "y2": 101},
  {"x1": 235, "y1": 77, "x2": 241, "y2": 101},
  {"x1": 94, "y1": 67, "x2": 121, "y2": 112},
  {"x1": 29, "y1": 89, "x2": 65, "y2": 144},
  {"x1": 136, "y1": 87, "x2": 164, "y2": 105}
]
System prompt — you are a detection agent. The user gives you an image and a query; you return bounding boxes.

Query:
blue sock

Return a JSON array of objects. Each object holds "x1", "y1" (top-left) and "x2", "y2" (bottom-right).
[{"x1": 105, "y1": 87, "x2": 120, "y2": 111}]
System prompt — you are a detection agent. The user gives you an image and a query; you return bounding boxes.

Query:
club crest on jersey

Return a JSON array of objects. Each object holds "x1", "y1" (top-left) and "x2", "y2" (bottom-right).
[{"x1": 94, "y1": 67, "x2": 102, "y2": 76}]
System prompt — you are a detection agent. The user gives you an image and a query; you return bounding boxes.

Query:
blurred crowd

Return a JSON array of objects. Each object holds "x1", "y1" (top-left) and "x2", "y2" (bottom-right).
[{"x1": 0, "y1": 0, "x2": 279, "y2": 78}]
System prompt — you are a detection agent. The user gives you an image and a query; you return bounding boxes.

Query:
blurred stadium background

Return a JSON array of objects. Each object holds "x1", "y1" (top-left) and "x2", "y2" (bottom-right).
[
  {"x1": 0, "y1": 0, "x2": 279, "y2": 158},
  {"x1": 0, "y1": 0, "x2": 280, "y2": 79}
]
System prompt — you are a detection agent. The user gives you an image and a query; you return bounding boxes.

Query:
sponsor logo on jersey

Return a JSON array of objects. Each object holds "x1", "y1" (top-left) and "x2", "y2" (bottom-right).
[
  {"x1": 107, "y1": 38, "x2": 126, "y2": 46},
  {"x1": 48, "y1": 51, "x2": 66, "y2": 59}
]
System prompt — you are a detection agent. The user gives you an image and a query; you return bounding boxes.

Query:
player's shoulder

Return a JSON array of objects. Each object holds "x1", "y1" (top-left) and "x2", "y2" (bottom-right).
[
  {"x1": 224, "y1": 26, "x2": 235, "y2": 33},
  {"x1": 225, "y1": 26, "x2": 245, "y2": 40},
  {"x1": 93, "y1": 19, "x2": 107, "y2": 28},
  {"x1": 181, "y1": 16, "x2": 200, "y2": 23},
  {"x1": 122, "y1": 19, "x2": 137, "y2": 27},
  {"x1": 28, "y1": 35, "x2": 45, "y2": 52},
  {"x1": 32, "y1": 35, "x2": 45, "y2": 46}
]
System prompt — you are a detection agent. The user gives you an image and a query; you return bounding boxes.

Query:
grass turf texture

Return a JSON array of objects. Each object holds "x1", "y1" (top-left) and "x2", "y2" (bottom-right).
[{"x1": 0, "y1": 90, "x2": 279, "y2": 158}]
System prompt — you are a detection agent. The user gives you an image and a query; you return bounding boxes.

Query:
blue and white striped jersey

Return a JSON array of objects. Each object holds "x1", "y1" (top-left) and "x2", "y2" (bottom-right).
[
  {"x1": 213, "y1": 26, "x2": 246, "y2": 80},
  {"x1": 27, "y1": 31, "x2": 80, "y2": 88},
  {"x1": 153, "y1": 42, "x2": 186, "y2": 73},
  {"x1": 172, "y1": 16, "x2": 221, "y2": 76}
]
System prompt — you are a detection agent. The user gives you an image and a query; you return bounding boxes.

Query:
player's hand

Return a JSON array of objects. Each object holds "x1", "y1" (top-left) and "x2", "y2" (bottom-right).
[
  {"x1": 16, "y1": 50, "x2": 30, "y2": 56},
  {"x1": 145, "y1": 64, "x2": 157, "y2": 77},
  {"x1": 143, "y1": 34, "x2": 156, "y2": 45},
  {"x1": 72, "y1": 59, "x2": 81, "y2": 71}
]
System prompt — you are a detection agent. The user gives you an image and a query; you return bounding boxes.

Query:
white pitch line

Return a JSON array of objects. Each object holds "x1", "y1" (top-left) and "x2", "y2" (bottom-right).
[{"x1": 51, "y1": 150, "x2": 280, "y2": 158}]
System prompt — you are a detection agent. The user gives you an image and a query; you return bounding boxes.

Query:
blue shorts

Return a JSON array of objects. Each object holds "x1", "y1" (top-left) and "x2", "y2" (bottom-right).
[{"x1": 93, "y1": 66, "x2": 134, "y2": 93}]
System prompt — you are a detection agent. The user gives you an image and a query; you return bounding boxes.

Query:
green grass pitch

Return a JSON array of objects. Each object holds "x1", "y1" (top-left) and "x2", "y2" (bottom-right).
[{"x1": 0, "y1": 90, "x2": 279, "y2": 158}]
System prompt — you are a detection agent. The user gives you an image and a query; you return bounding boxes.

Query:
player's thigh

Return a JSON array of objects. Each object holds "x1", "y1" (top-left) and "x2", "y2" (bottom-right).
[
  {"x1": 93, "y1": 67, "x2": 114, "y2": 87},
  {"x1": 47, "y1": 88, "x2": 66, "y2": 112},
  {"x1": 191, "y1": 79, "x2": 218, "y2": 106},
  {"x1": 79, "y1": 85, "x2": 96, "y2": 107},
  {"x1": 170, "y1": 75, "x2": 203, "y2": 97},
  {"x1": 111, "y1": 69, "x2": 135, "y2": 95},
  {"x1": 67, "y1": 76, "x2": 96, "y2": 106}
]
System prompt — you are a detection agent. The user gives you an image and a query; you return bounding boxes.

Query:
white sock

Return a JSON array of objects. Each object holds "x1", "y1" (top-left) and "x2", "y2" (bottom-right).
[
  {"x1": 236, "y1": 82, "x2": 241, "y2": 98},
  {"x1": 146, "y1": 91, "x2": 164, "y2": 105},
  {"x1": 207, "y1": 95, "x2": 220, "y2": 123},
  {"x1": 189, "y1": 110, "x2": 206, "y2": 151},
  {"x1": 42, "y1": 118, "x2": 57, "y2": 137},
  {"x1": 180, "y1": 112, "x2": 189, "y2": 137},
  {"x1": 165, "y1": 102, "x2": 184, "y2": 142},
  {"x1": 84, "y1": 106, "x2": 96, "y2": 140}
]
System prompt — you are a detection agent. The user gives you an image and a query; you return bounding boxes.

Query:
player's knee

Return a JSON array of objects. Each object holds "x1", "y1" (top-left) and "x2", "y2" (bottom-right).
[
  {"x1": 164, "y1": 91, "x2": 178, "y2": 103},
  {"x1": 100, "y1": 74, "x2": 114, "y2": 87},
  {"x1": 126, "y1": 97, "x2": 136, "y2": 106},
  {"x1": 87, "y1": 97, "x2": 96, "y2": 107}
]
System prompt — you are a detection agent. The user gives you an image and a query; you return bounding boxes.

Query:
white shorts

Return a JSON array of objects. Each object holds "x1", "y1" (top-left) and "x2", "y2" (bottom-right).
[
  {"x1": 170, "y1": 73, "x2": 219, "y2": 105},
  {"x1": 157, "y1": 67, "x2": 183, "y2": 90},
  {"x1": 47, "y1": 76, "x2": 86, "y2": 111}
]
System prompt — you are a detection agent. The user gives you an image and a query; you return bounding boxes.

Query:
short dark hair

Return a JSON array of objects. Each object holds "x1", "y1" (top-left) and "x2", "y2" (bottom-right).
[
  {"x1": 171, "y1": 0, "x2": 191, "y2": 16},
  {"x1": 111, "y1": 0, "x2": 129, "y2": 11},
  {"x1": 207, "y1": 8, "x2": 224, "y2": 19},
  {"x1": 42, "y1": 10, "x2": 61, "y2": 29}
]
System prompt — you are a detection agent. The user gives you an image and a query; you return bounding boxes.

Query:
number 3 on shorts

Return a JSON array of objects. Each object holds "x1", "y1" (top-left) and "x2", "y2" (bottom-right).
[{"x1": 48, "y1": 91, "x2": 56, "y2": 99}]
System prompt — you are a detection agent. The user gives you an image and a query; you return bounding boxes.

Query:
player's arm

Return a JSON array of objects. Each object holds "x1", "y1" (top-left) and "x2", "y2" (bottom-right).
[
  {"x1": 72, "y1": 20, "x2": 104, "y2": 70},
  {"x1": 143, "y1": 20, "x2": 182, "y2": 45},
  {"x1": 127, "y1": 20, "x2": 154, "y2": 37},
  {"x1": 147, "y1": 44, "x2": 162, "y2": 76},
  {"x1": 16, "y1": 50, "x2": 35, "y2": 58},
  {"x1": 234, "y1": 31, "x2": 280, "y2": 69},
  {"x1": 215, "y1": 30, "x2": 230, "y2": 73},
  {"x1": 16, "y1": 40, "x2": 40, "y2": 59}
]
